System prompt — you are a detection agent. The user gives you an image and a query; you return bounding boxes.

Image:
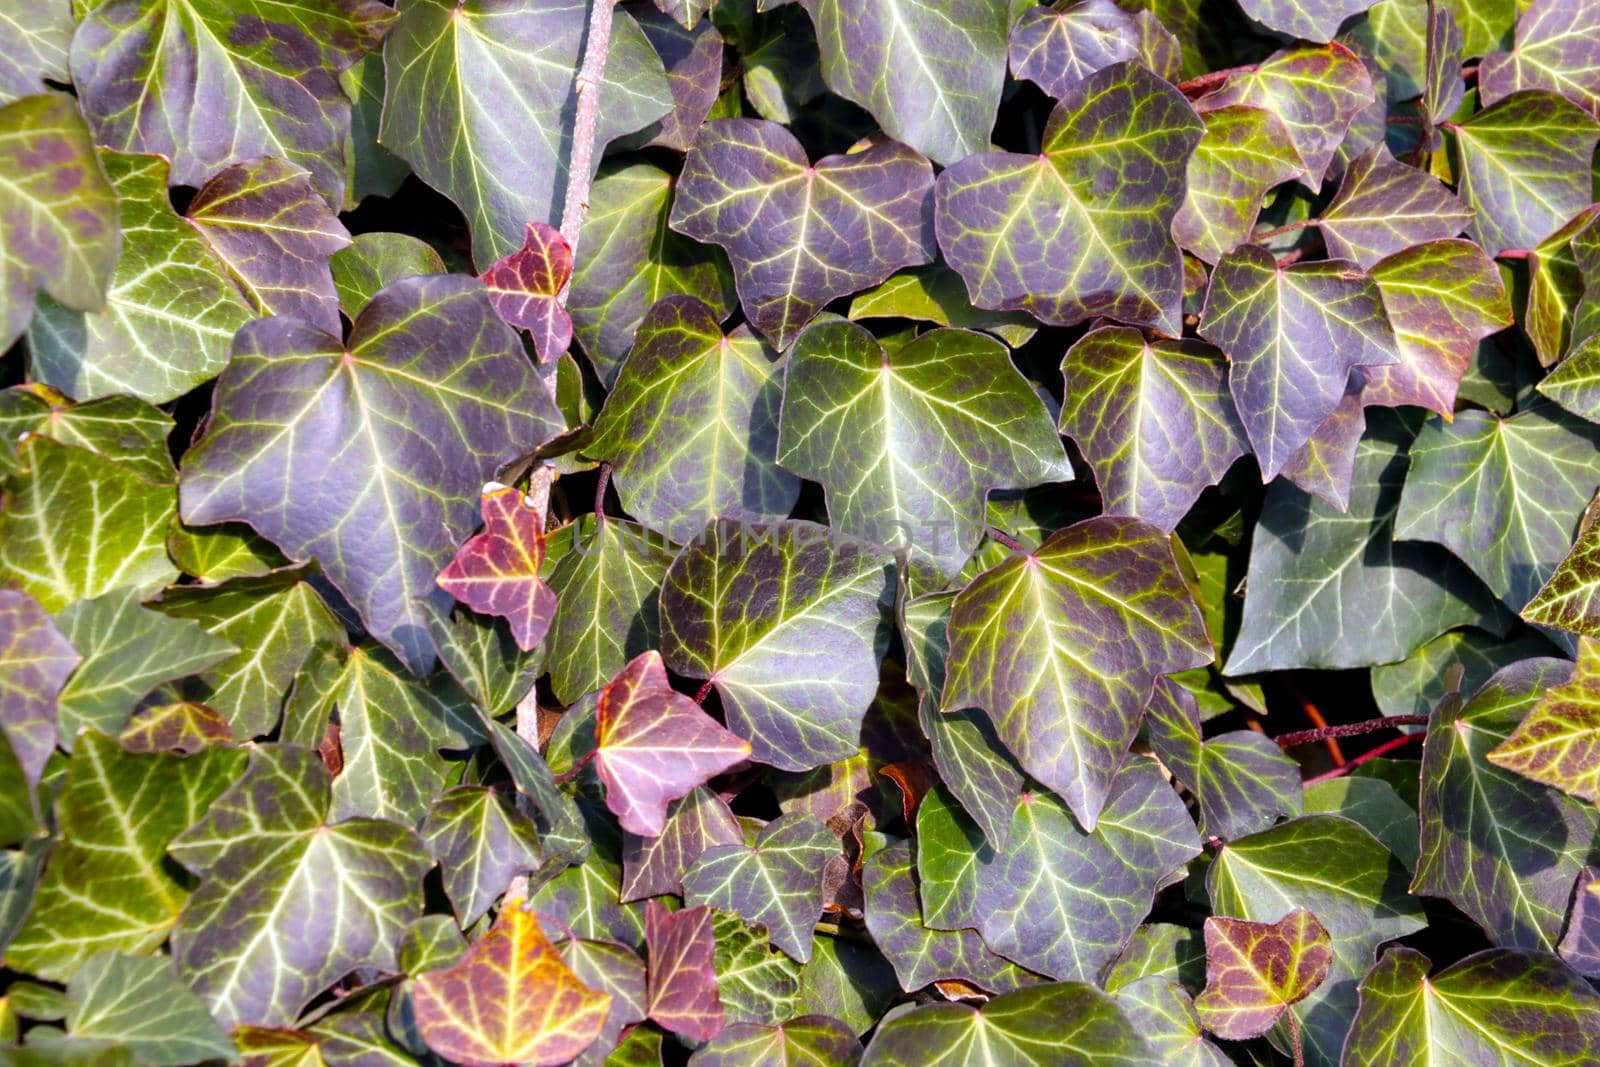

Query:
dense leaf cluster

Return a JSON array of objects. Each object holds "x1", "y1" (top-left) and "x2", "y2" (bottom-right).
[{"x1": 3, "y1": 0, "x2": 1600, "y2": 1063}]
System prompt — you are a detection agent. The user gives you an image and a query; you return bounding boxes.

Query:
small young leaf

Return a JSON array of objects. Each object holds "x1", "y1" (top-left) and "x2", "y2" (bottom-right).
[
  {"x1": 1487, "y1": 638, "x2": 1600, "y2": 803},
  {"x1": 437, "y1": 485, "x2": 559, "y2": 653},
  {"x1": 1193, "y1": 908, "x2": 1332, "y2": 1040},
  {"x1": 645, "y1": 901, "x2": 724, "y2": 1042},
  {"x1": 683, "y1": 812, "x2": 836, "y2": 963},
  {"x1": 479, "y1": 222, "x2": 574, "y2": 363}
]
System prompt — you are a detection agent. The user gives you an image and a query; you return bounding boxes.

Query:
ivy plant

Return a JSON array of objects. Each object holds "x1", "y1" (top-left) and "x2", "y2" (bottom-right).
[{"x1": 4, "y1": 0, "x2": 1600, "y2": 1064}]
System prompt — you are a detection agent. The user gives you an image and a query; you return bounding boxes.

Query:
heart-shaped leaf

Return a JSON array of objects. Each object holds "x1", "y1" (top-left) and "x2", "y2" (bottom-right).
[
  {"x1": 1314, "y1": 148, "x2": 1473, "y2": 269},
  {"x1": 479, "y1": 222, "x2": 573, "y2": 364},
  {"x1": 644, "y1": 901, "x2": 724, "y2": 1042},
  {"x1": 670, "y1": 119, "x2": 935, "y2": 349},
  {"x1": 1171, "y1": 105, "x2": 1304, "y2": 265},
  {"x1": 779, "y1": 320, "x2": 1070, "y2": 577},
  {"x1": 64, "y1": 952, "x2": 236, "y2": 1067},
  {"x1": 0, "y1": 589, "x2": 78, "y2": 787},
  {"x1": 1479, "y1": 0, "x2": 1600, "y2": 118},
  {"x1": 936, "y1": 61, "x2": 1201, "y2": 335},
  {"x1": 422, "y1": 785, "x2": 543, "y2": 927},
  {"x1": 1193, "y1": 909, "x2": 1332, "y2": 1040},
  {"x1": 689, "y1": 1015, "x2": 861, "y2": 1067},
  {"x1": 589, "y1": 296, "x2": 799, "y2": 543},
  {"x1": 942, "y1": 516, "x2": 1211, "y2": 830},
  {"x1": 413, "y1": 900, "x2": 612, "y2": 1067},
  {"x1": 1487, "y1": 638, "x2": 1600, "y2": 803},
  {"x1": 595, "y1": 651, "x2": 750, "y2": 838},
  {"x1": 179, "y1": 274, "x2": 564, "y2": 674},
  {"x1": 1007, "y1": 1, "x2": 1139, "y2": 101},
  {"x1": 437, "y1": 485, "x2": 559, "y2": 654},
  {"x1": 683, "y1": 812, "x2": 836, "y2": 962}
]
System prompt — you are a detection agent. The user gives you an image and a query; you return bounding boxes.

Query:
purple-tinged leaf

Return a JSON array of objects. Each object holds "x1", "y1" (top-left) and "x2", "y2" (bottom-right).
[
  {"x1": 589, "y1": 296, "x2": 799, "y2": 543},
  {"x1": 1424, "y1": 2, "x2": 1466, "y2": 124},
  {"x1": 0, "y1": 93, "x2": 118, "y2": 353},
  {"x1": 861, "y1": 837, "x2": 1038, "y2": 995},
  {"x1": 942, "y1": 516, "x2": 1210, "y2": 830},
  {"x1": 683, "y1": 812, "x2": 836, "y2": 962},
  {"x1": 670, "y1": 119, "x2": 935, "y2": 349},
  {"x1": 622, "y1": 786, "x2": 744, "y2": 902},
  {"x1": 119, "y1": 701, "x2": 233, "y2": 755},
  {"x1": 651, "y1": 0, "x2": 709, "y2": 30},
  {"x1": 437, "y1": 485, "x2": 558, "y2": 653},
  {"x1": 689, "y1": 1015, "x2": 860, "y2": 1067},
  {"x1": 0, "y1": 7, "x2": 70, "y2": 105},
  {"x1": 1060, "y1": 327, "x2": 1248, "y2": 532},
  {"x1": 660, "y1": 518, "x2": 896, "y2": 772},
  {"x1": 1197, "y1": 44, "x2": 1374, "y2": 187},
  {"x1": 180, "y1": 275, "x2": 564, "y2": 675},
  {"x1": 1452, "y1": 91, "x2": 1600, "y2": 257},
  {"x1": 1114, "y1": 977, "x2": 1229, "y2": 1067},
  {"x1": 1562, "y1": 868, "x2": 1600, "y2": 977},
  {"x1": 1236, "y1": 0, "x2": 1376, "y2": 42},
  {"x1": 479, "y1": 222, "x2": 573, "y2": 364},
  {"x1": 779, "y1": 320, "x2": 1071, "y2": 578},
  {"x1": 1415, "y1": 658, "x2": 1600, "y2": 952},
  {"x1": 185, "y1": 157, "x2": 351, "y2": 335},
  {"x1": 70, "y1": 0, "x2": 394, "y2": 207},
  {"x1": 1144, "y1": 678, "x2": 1301, "y2": 842},
  {"x1": 1314, "y1": 148, "x2": 1472, "y2": 269},
  {"x1": 625, "y1": 9, "x2": 725, "y2": 153},
  {"x1": 1523, "y1": 493, "x2": 1600, "y2": 639},
  {"x1": 1530, "y1": 207, "x2": 1600, "y2": 368},
  {"x1": 1193, "y1": 909, "x2": 1331, "y2": 1040},
  {"x1": 555, "y1": 935, "x2": 648, "y2": 1067},
  {"x1": 595, "y1": 651, "x2": 751, "y2": 838},
  {"x1": 796, "y1": 0, "x2": 1008, "y2": 166},
  {"x1": 1365, "y1": 239, "x2": 1513, "y2": 416},
  {"x1": 380, "y1": 0, "x2": 670, "y2": 268},
  {"x1": 936, "y1": 61, "x2": 1201, "y2": 336},
  {"x1": 645, "y1": 901, "x2": 725, "y2": 1042},
  {"x1": 1007, "y1": 0, "x2": 1139, "y2": 100},
  {"x1": 1480, "y1": 0, "x2": 1600, "y2": 118},
  {"x1": 1343, "y1": 947, "x2": 1600, "y2": 1065},
  {"x1": 531, "y1": 825, "x2": 647, "y2": 949},
  {"x1": 422, "y1": 785, "x2": 543, "y2": 927},
  {"x1": 1171, "y1": 105, "x2": 1304, "y2": 265},
  {"x1": 1487, "y1": 638, "x2": 1600, "y2": 804},
  {"x1": 1279, "y1": 373, "x2": 1366, "y2": 511},
  {"x1": 1199, "y1": 244, "x2": 1398, "y2": 480},
  {"x1": 1130, "y1": 9, "x2": 1183, "y2": 81},
  {"x1": 0, "y1": 589, "x2": 77, "y2": 787},
  {"x1": 168, "y1": 744, "x2": 431, "y2": 1028}
]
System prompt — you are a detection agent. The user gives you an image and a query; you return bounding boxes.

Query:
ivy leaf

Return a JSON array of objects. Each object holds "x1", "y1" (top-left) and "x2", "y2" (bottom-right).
[
  {"x1": 380, "y1": 0, "x2": 670, "y2": 268},
  {"x1": 1227, "y1": 411, "x2": 1506, "y2": 673},
  {"x1": 52, "y1": 588, "x2": 237, "y2": 743},
  {"x1": 710, "y1": 909, "x2": 803, "y2": 1027},
  {"x1": 184, "y1": 156, "x2": 351, "y2": 334},
  {"x1": 0, "y1": 386, "x2": 174, "y2": 487},
  {"x1": 1452, "y1": 91, "x2": 1600, "y2": 256},
  {"x1": 683, "y1": 813, "x2": 835, "y2": 965},
  {"x1": 848, "y1": 265, "x2": 1038, "y2": 347},
  {"x1": 1171, "y1": 105, "x2": 1304, "y2": 265},
  {"x1": 421, "y1": 785, "x2": 543, "y2": 928},
  {"x1": 1103, "y1": 923, "x2": 1206, "y2": 994},
  {"x1": 589, "y1": 296, "x2": 799, "y2": 544},
  {"x1": 969, "y1": 760, "x2": 1200, "y2": 981},
  {"x1": 1060, "y1": 327, "x2": 1248, "y2": 533},
  {"x1": 670, "y1": 119, "x2": 935, "y2": 350},
  {"x1": 688, "y1": 1015, "x2": 860, "y2": 1067},
  {"x1": 1563, "y1": 868, "x2": 1600, "y2": 978},
  {"x1": 644, "y1": 901, "x2": 724, "y2": 1042},
  {"x1": 556, "y1": 934, "x2": 647, "y2": 1065},
  {"x1": 1144, "y1": 677, "x2": 1302, "y2": 842},
  {"x1": 796, "y1": 0, "x2": 1006, "y2": 166},
  {"x1": 120, "y1": 701, "x2": 234, "y2": 756},
  {"x1": 1524, "y1": 493, "x2": 1600, "y2": 638},
  {"x1": 1313, "y1": 148, "x2": 1473, "y2": 270},
  {"x1": 530, "y1": 814, "x2": 646, "y2": 947},
  {"x1": 858, "y1": 982, "x2": 1152, "y2": 1066},
  {"x1": 1487, "y1": 639, "x2": 1600, "y2": 804},
  {"x1": 1196, "y1": 44, "x2": 1374, "y2": 187},
  {"x1": 1363, "y1": 239, "x2": 1514, "y2": 416},
  {"x1": 660, "y1": 518, "x2": 896, "y2": 772},
  {"x1": 624, "y1": 9, "x2": 724, "y2": 153},
  {"x1": 1114, "y1": 977, "x2": 1229, "y2": 1067},
  {"x1": 0, "y1": 589, "x2": 78, "y2": 787},
  {"x1": 936, "y1": 61, "x2": 1201, "y2": 336},
  {"x1": 166, "y1": 521, "x2": 288, "y2": 585},
  {"x1": 7, "y1": 732, "x2": 245, "y2": 983},
  {"x1": 437, "y1": 484, "x2": 559, "y2": 653},
  {"x1": 71, "y1": 0, "x2": 392, "y2": 206},
  {"x1": 413, "y1": 901, "x2": 612, "y2": 1067},
  {"x1": 1235, "y1": 0, "x2": 1375, "y2": 42},
  {"x1": 479, "y1": 222, "x2": 573, "y2": 364},
  {"x1": 168, "y1": 744, "x2": 432, "y2": 1027},
  {"x1": 622, "y1": 787, "x2": 744, "y2": 903},
  {"x1": 1479, "y1": 0, "x2": 1600, "y2": 118},
  {"x1": 0, "y1": 93, "x2": 118, "y2": 353},
  {"x1": 64, "y1": 952, "x2": 236, "y2": 1067},
  {"x1": 0, "y1": 8, "x2": 70, "y2": 105},
  {"x1": 779, "y1": 320, "x2": 1071, "y2": 577},
  {"x1": 1414, "y1": 658, "x2": 1600, "y2": 952},
  {"x1": 942, "y1": 516, "x2": 1211, "y2": 830},
  {"x1": 1302, "y1": 777, "x2": 1420, "y2": 873},
  {"x1": 1007, "y1": 0, "x2": 1139, "y2": 101},
  {"x1": 567, "y1": 162, "x2": 736, "y2": 387},
  {"x1": 1369, "y1": 626, "x2": 1557, "y2": 724},
  {"x1": 1278, "y1": 373, "x2": 1367, "y2": 511},
  {"x1": 595, "y1": 651, "x2": 751, "y2": 838},
  {"x1": 1395, "y1": 404, "x2": 1600, "y2": 614},
  {"x1": 1198, "y1": 244, "x2": 1398, "y2": 480},
  {"x1": 1526, "y1": 207, "x2": 1600, "y2": 368},
  {"x1": 179, "y1": 274, "x2": 564, "y2": 675},
  {"x1": 1192, "y1": 909, "x2": 1332, "y2": 1040},
  {"x1": 1207, "y1": 816, "x2": 1426, "y2": 1066},
  {"x1": 328, "y1": 231, "x2": 446, "y2": 317},
  {"x1": 1343, "y1": 947, "x2": 1600, "y2": 1065}
]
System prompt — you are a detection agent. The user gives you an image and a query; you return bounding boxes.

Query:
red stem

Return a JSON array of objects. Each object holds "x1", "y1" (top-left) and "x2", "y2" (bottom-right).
[
  {"x1": 694, "y1": 679, "x2": 715, "y2": 705},
  {"x1": 594, "y1": 462, "x2": 612, "y2": 525},
  {"x1": 985, "y1": 526, "x2": 1025, "y2": 553},
  {"x1": 1273, "y1": 716, "x2": 1428, "y2": 747},
  {"x1": 1176, "y1": 65, "x2": 1253, "y2": 97},
  {"x1": 552, "y1": 748, "x2": 595, "y2": 785},
  {"x1": 1303, "y1": 733, "x2": 1423, "y2": 785}
]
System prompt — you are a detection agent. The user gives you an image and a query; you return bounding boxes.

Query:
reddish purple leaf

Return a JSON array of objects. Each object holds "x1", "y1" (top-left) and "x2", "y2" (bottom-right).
[
  {"x1": 479, "y1": 222, "x2": 574, "y2": 363},
  {"x1": 0, "y1": 588, "x2": 79, "y2": 785},
  {"x1": 436, "y1": 484, "x2": 558, "y2": 652},
  {"x1": 1194, "y1": 908, "x2": 1332, "y2": 1041},
  {"x1": 645, "y1": 900, "x2": 724, "y2": 1042},
  {"x1": 595, "y1": 651, "x2": 751, "y2": 837},
  {"x1": 621, "y1": 786, "x2": 745, "y2": 902}
]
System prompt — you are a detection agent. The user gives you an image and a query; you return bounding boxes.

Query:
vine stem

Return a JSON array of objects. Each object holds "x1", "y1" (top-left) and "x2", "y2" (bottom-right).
[
  {"x1": 1303, "y1": 733, "x2": 1423, "y2": 785},
  {"x1": 1252, "y1": 218, "x2": 1316, "y2": 241},
  {"x1": 1288, "y1": 1012, "x2": 1305, "y2": 1067},
  {"x1": 553, "y1": 748, "x2": 596, "y2": 785},
  {"x1": 1273, "y1": 715, "x2": 1428, "y2": 748},
  {"x1": 594, "y1": 462, "x2": 612, "y2": 525},
  {"x1": 1176, "y1": 65, "x2": 1253, "y2": 97},
  {"x1": 694, "y1": 679, "x2": 716, "y2": 705},
  {"x1": 985, "y1": 526, "x2": 1026, "y2": 553}
]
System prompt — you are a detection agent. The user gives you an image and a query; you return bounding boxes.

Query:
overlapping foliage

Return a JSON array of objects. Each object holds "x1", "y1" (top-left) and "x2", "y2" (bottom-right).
[{"x1": 3, "y1": 0, "x2": 1600, "y2": 1063}]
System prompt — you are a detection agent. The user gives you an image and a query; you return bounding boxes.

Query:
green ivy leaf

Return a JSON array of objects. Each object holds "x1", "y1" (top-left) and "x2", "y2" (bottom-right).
[
  {"x1": 1523, "y1": 493, "x2": 1600, "y2": 638},
  {"x1": 64, "y1": 952, "x2": 235, "y2": 1067},
  {"x1": 683, "y1": 812, "x2": 836, "y2": 962},
  {"x1": 711, "y1": 909, "x2": 803, "y2": 1027},
  {"x1": 1114, "y1": 977, "x2": 1229, "y2": 1067},
  {"x1": 328, "y1": 232, "x2": 445, "y2": 317},
  {"x1": 1486, "y1": 639, "x2": 1600, "y2": 804},
  {"x1": 0, "y1": 387, "x2": 174, "y2": 488},
  {"x1": 1171, "y1": 105, "x2": 1304, "y2": 265},
  {"x1": 421, "y1": 784, "x2": 543, "y2": 928}
]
